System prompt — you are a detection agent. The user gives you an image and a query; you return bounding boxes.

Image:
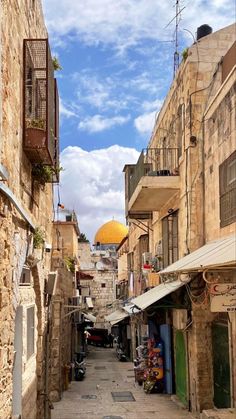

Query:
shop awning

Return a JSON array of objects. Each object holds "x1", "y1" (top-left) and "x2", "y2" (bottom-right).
[
  {"x1": 122, "y1": 303, "x2": 140, "y2": 315},
  {"x1": 83, "y1": 312, "x2": 96, "y2": 322},
  {"x1": 131, "y1": 279, "x2": 190, "y2": 311},
  {"x1": 160, "y1": 235, "x2": 236, "y2": 275},
  {"x1": 105, "y1": 309, "x2": 129, "y2": 325},
  {"x1": 85, "y1": 297, "x2": 94, "y2": 308}
]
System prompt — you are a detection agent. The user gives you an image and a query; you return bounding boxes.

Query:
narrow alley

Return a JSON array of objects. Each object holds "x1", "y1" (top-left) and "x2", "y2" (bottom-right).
[{"x1": 52, "y1": 346, "x2": 194, "y2": 419}]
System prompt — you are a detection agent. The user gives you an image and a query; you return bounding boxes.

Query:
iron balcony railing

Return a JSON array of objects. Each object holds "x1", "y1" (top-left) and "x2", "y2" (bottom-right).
[{"x1": 128, "y1": 148, "x2": 179, "y2": 201}]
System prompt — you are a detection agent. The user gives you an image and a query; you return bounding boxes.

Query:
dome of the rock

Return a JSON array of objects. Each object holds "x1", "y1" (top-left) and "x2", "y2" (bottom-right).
[{"x1": 94, "y1": 220, "x2": 128, "y2": 245}]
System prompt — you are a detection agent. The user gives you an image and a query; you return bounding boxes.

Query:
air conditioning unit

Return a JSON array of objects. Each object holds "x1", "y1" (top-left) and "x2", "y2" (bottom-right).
[
  {"x1": 46, "y1": 272, "x2": 57, "y2": 295},
  {"x1": 173, "y1": 309, "x2": 188, "y2": 330},
  {"x1": 142, "y1": 252, "x2": 152, "y2": 265},
  {"x1": 72, "y1": 296, "x2": 82, "y2": 306}
]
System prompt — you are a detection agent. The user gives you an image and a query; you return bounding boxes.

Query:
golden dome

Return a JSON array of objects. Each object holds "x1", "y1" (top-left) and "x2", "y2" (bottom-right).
[{"x1": 94, "y1": 220, "x2": 128, "y2": 245}]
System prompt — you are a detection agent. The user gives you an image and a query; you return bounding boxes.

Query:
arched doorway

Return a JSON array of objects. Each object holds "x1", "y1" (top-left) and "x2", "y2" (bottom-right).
[{"x1": 12, "y1": 306, "x2": 23, "y2": 417}]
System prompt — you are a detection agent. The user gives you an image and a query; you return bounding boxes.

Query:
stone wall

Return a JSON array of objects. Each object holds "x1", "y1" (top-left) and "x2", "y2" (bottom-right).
[
  {"x1": 89, "y1": 269, "x2": 116, "y2": 328},
  {"x1": 49, "y1": 259, "x2": 75, "y2": 402},
  {"x1": 123, "y1": 23, "x2": 236, "y2": 415},
  {"x1": 0, "y1": 1, "x2": 54, "y2": 418}
]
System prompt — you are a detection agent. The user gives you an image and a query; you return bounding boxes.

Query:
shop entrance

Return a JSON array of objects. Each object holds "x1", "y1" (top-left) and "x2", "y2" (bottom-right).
[
  {"x1": 175, "y1": 330, "x2": 187, "y2": 407},
  {"x1": 212, "y1": 322, "x2": 231, "y2": 408}
]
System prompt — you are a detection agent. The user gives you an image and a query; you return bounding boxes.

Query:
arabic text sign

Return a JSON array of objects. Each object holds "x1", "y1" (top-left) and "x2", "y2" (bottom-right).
[{"x1": 210, "y1": 283, "x2": 236, "y2": 312}]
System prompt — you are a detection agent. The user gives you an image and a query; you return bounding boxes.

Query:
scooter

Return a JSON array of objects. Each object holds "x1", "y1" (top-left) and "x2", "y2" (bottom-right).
[
  {"x1": 74, "y1": 352, "x2": 86, "y2": 381},
  {"x1": 116, "y1": 343, "x2": 127, "y2": 362}
]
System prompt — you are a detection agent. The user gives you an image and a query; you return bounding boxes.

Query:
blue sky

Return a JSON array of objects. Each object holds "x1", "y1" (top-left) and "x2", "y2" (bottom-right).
[{"x1": 42, "y1": 0, "x2": 234, "y2": 243}]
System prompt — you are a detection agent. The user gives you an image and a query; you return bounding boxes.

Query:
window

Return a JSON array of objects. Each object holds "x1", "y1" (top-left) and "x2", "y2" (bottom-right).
[
  {"x1": 27, "y1": 306, "x2": 35, "y2": 359},
  {"x1": 162, "y1": 211, "x2": 178, "y2": 268},
  {"x1": 177, "y1": 105, "x2": 184, "y2": 158},
  {"x1": 19, "y1": 267, "x2": 31, "y2": 285},
  {"x1": 101, "y1": 283, "x2": 106, "y2": 288},
  {"x1": 219, "y1": 151, "x2": 236, "y2": 227}
]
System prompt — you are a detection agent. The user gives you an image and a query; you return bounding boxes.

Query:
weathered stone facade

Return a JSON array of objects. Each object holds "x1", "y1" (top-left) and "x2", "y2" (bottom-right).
[
  {"x1": 0, "y1": 1, "x2": 59, "y2": 418},
  {"x1": 78, "y1": 242, "x2": 118, "y2": 329},
  {"x1": 122, "y1": 23, "x2": 236, "y2": 417}
]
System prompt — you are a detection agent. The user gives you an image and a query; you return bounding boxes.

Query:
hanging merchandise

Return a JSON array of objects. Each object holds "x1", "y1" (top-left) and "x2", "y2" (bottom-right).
[
  {"x1": 134, "y1": 338, "x2": 149, "y2": 385},
  {"x1": 143, "y1": 337, "x2": 164, "y2": 394}
]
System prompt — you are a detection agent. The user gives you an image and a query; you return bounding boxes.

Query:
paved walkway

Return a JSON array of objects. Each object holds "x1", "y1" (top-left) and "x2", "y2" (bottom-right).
[{"x1": 52, "y1": 346, "x2": 195, "y2": 419}]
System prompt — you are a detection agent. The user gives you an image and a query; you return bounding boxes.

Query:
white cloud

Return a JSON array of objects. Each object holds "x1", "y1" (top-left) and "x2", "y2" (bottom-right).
[
  {"x1": 78, "y1": 114, "x2": 130, "y2": 133},
  {"x1": 43, "y1": 1, "x2": 233, "y2": 50},
  {"x1": 134, "y1": 111, "x2": 157, "y2": 136},
  {"x1": 59, "y1": 98, "x2": 77, "y2": 119},
  {"x1": 58, "y1": 145, "x2": 139, "y2": 242}
]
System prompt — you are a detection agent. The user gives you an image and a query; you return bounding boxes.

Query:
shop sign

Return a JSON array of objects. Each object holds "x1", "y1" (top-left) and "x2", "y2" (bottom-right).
[{"x1": 210, "y1": 283, "x2": 236, "y2": 312}]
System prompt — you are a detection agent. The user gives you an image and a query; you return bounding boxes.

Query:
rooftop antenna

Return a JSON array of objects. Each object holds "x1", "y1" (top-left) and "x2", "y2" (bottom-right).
[
  {"x1": 174, "y1": 0, "x2": 180, "y2": 77},
  {"x1": 164, "y1": 1, "x2": 185, "y2": 78}
]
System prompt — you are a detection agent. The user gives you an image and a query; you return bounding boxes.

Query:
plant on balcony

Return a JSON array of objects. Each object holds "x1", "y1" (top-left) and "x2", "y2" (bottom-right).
[
  {"x1": 25, "y1": 118, "x2": 46, "y2": 149},
  {"x1": 33, "y1": 227, "x2": 45, "y2": 249},
  {"x1": 78, "y1": 233, "x2": 89, "y2": 243},
  {"x1": 26, "y1": 118, "x2": 46, "y2": 129},
  {"x1": 52, "y1": 56, "x2": 62, "y2": 71},
  {"x1": 64, "y1": 256, "x2": 76, "y2": 274},
  {"x1": 182, "y1": 48, "x2": 189, "y2": 61},
  {"x1": 32, "y1": 164, "x2": 63, "y2": 185},
  {"x1": 32, "y1": 164, "x2": 53, "y2": 185}
]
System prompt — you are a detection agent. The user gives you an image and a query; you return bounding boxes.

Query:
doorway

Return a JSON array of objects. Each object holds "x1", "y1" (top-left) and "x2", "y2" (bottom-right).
[
  {"x1": 12, "y1": 306, "x2": 23, "y2": 417},
  {"x1": 175, "y1": 330, "x2": 188, "y2": 407},
  {"x1": 212, "y1": 322, "x2": 231, "y2": 408}
]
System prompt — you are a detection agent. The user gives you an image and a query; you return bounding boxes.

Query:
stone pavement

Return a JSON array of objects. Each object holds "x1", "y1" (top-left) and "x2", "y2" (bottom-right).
[{"x1": 51, "y1": 346, "x2": 196, "y2": 419}]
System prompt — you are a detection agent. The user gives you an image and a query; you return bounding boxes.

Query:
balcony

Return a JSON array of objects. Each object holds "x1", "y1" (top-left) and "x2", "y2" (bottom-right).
[
  {"x1": 23, "y1": 39, "x2": 59, "y2": 167},
  {"x1": 127, "y1": 148, "x2": 180, "y2": 216}
]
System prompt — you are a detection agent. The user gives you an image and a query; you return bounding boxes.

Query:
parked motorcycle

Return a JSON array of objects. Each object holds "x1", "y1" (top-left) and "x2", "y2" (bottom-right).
[
  {"x1": 73, "y1": 352, "x2": 86, "y2": 381},
  {"x1": 116, "y1": 343, "x2": 127, "y2": 362}
]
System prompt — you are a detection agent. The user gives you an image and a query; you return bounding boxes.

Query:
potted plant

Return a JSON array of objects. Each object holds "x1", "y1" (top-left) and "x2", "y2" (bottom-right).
[
  {"x1": 52, "y1": 56, "x2": 62, "y2": 71},
  {"x1": 25, "y1": 118, "x2": 46, "y2": 148},
  {"x1": 33, "y1": 227, "x2": 45, "y2": 249},
  {"x1": 32, "y1": 164, "x2": 63, "y2": 185}
]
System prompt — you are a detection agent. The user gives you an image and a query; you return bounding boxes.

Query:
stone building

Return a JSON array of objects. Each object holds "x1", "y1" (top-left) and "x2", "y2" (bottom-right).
[
  {"x1": 77, "y1": 220, "x2": 128, "y2": 329},
  {"x1": 121, "y1": 23, "x2": 236, "y2": 417},
  {"x1": 0, "y1": 1, "x2": 60, "y2": 418},
  {"x1": 48, "y1": 210, "x2": 81, "y2": 402}
]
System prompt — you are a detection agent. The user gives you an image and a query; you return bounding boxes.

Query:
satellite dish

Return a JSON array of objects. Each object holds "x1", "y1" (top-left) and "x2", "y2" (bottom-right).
[{"x1": 96, "y1": 261, "x2": 104, "y2": 271}]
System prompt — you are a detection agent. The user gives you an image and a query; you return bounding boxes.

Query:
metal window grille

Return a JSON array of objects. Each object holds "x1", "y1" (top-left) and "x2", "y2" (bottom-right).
[
  {"x1": 162, "y1": 211, "x2": 179, "y2": 268},
  {"x1": 27, "y1": 306, "x2": 35, "y2": 359},
  {"x1": 219, "y1": 151, "x2": 236, "y2": 227},
  {"x1": 23, "y1": 39, "x2": 58, "y2": 166}
]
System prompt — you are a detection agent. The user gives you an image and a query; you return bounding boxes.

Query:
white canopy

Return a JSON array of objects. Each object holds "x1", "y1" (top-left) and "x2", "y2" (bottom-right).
[
  {"x1": 131, "y1": 278, "x2": 190, "y2": 311},
  {"x1": 83, "y1": 312, "x2": 96, "y2": 323},
  {"x1": 160, "y1": 235, "x2": 236, "y2": 275},
  {"x1": 105, "y1": 309, "x2": 129, "y2": 325}
]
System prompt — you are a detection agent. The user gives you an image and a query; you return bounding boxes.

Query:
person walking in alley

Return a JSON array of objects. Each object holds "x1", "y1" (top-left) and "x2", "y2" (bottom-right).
[{"x1": 108, "y1": 332, "x2": 114, "y2": 348}]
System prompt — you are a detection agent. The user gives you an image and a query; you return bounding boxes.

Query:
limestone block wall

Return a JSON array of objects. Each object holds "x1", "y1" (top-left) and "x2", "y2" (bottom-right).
[
  {"x1": 204, "y1": 68, "x2": 236, "y2": 242},
  {"x1": 85, "y1": 269, "x2": 117, "y2": 328},
  {"x1": 78, "y1": 242, "x2": 91, "y2": 264},
  {"x1": 0, "y1": 1, "x2": 54, "y2": 418},
  {"x1": 148, "y1": 23, "x2": 236, "y2": 258},
  {"x1": 187, "y1": 307, "x2": 214, "y2": 413},
  {"x1": 49, "y1": 260, "x2": 75, "y2": 402},
  {"x1": 52, "y1": 223, "x2": 79, "y2": 258}
]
